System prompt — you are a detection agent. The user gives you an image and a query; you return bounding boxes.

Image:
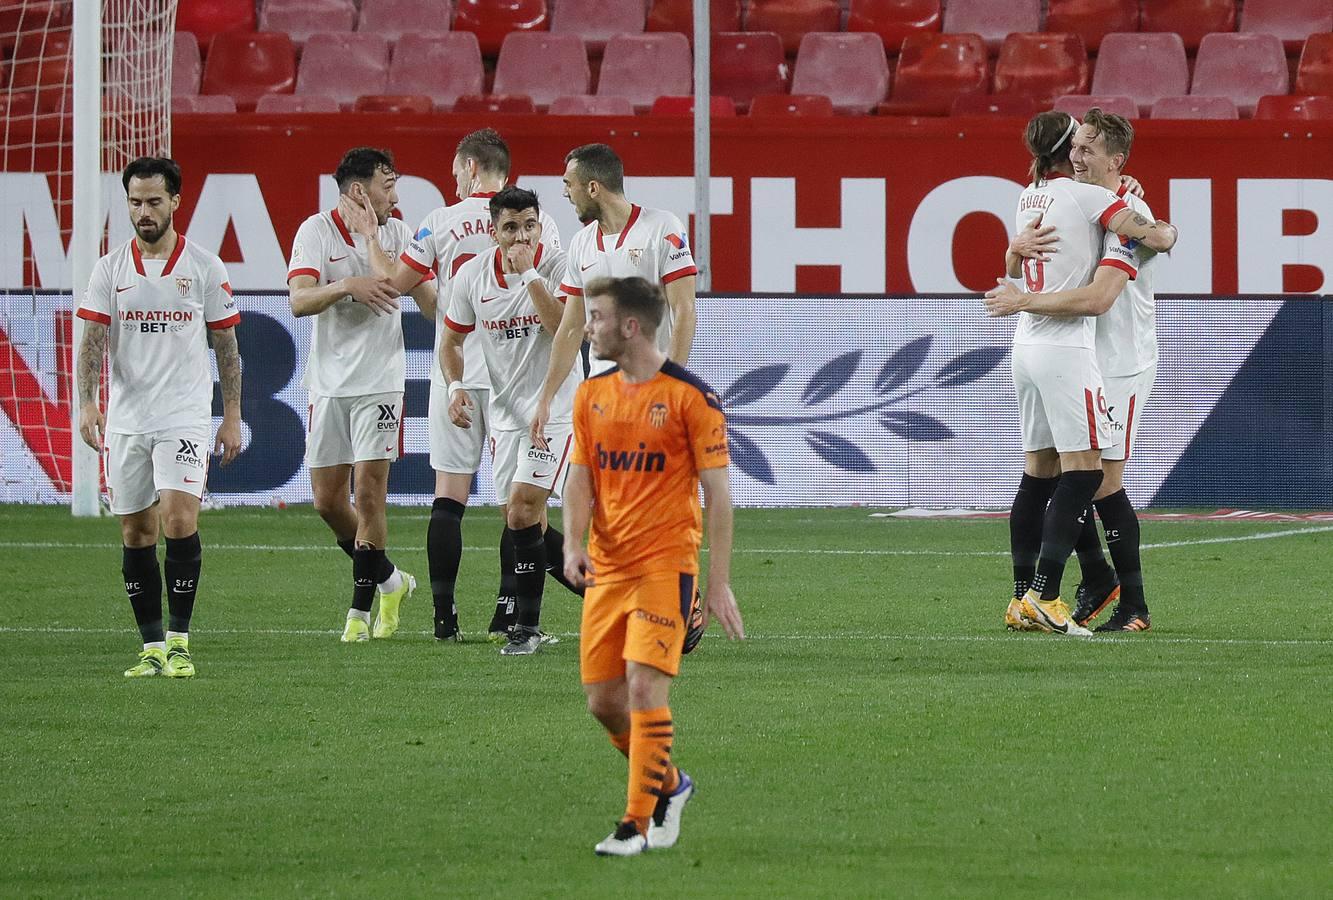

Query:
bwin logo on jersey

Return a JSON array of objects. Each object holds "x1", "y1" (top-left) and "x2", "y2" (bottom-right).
[{"x1": 376, "y1": 404, "x2": 399, "y2": 431}]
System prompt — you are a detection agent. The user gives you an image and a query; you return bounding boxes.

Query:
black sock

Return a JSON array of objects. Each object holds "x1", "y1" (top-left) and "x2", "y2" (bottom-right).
[
  {"x1": 1010, "y1": 473, "x2": 1059, "y2": 598},
  {"x1": 164, "y1": 532, "x2": 202, "y2": 633},
  {"x1": 542, "y1": 526, "x2": 585, "y2": 597},
  {"x1": 511, "y1": 523, "x2": 545, "y2": 630},
  {"x1": 1074, "y1": 506, "x2": 1115, "y2": 586},
  {"x1": 1095, "y1": 489, "x2": 1146, "y2": 612},
  {"x1": 377, "y1": 551, "x2": 396, "y2": 584},
  {"x1": 428, "y1": 498, "x2": 464, "y2": 626},
  {"x1": 337, "y1": 537, "x2": 356, "y2": 559},
  {"x1": 122, "y1": 544, "x2": 164, "y2": 644},
  {"x1": 493, "y1": 526, "x2": 518, "y2": 629},
  {"x1": 351, "y1": 547, "x2": 380, "y2": 613},
  {"x1": 1033, "y1": 470, "x2": 1104, "y2": 599}
]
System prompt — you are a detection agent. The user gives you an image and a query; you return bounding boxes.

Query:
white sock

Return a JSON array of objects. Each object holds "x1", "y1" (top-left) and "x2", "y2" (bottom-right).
[
  {"x1": 144, "y1": 641, "x2": 166, "y2": 652},
  {"x1": 347, "y1": 609, "x2": 371, "y2": 624},
  {"x1": 166, "y1": 631, "x2": 188, "y2": 645},
  {"x1": 378, "y1": 567, "x2": 403, "y2": 594}
]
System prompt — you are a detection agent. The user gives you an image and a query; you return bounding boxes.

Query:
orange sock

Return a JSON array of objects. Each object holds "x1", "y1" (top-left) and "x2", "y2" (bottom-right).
[
  {"x1": 609, "y1": 728, "x2": 630, "y2": 757},
  {"x1": 626, "y1": 707, "x2": 674, "y2": 831}
]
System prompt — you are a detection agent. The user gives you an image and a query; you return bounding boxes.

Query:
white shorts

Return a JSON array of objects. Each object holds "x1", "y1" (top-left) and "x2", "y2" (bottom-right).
[
  {"x1": 104, "y1": 423, "x2": 211, "y2": 515},
  {"x1": 1012, "y1": 344, "x2": 1113, "y2": 453},
  {"x1": 306, "y1": 391, "x2": 403, "y2": 468},
  {"x1": 490, "y1": 424, "x2": 574, "y2": 503},
  {"x1": 1101, "y1": 364, "x2": 1156, "y2": 462},
  {"x1": 429, "y1": 382, "x2": 489, "y2": 474}
]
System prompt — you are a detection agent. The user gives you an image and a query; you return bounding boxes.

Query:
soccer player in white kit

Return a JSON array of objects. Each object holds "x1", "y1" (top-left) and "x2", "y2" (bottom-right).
[
  {"x1": 76, "y1": 157, "x2": 243, "y2": 678},
  {"x1": 528, "y1": 143, "x2": 698, "y2": 451},
  {"x1": 999, "y1": 110, "x2": 1160, "y2": 633},
  {"x1": 440, "y1": 187, "x2": 584, "y2": 656},
  {"x1": 370, "y1": 129, "x2": 562, "y2": 641},
  {"x1": 287, "y1": 147, "x2": 434, "y2": 643},
  {"x1": 982, "y1": 111, "x2": 1177, "y2": 636}
]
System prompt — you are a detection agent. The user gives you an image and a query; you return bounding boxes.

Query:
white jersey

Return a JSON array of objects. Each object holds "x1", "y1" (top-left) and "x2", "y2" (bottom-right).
[
  {"x1": 444, "y1": 245, "x2": 579, "y2": 432},
  {"x1": 399, "y1": 193, "x2": 561, "y2": 391},
  {"x1": 557, "y1": 204, "x2": 697, "y2": 369},
  {"x1": 1012, "y1": 175, "x2": 1128, "y2": 350},
  {"x1": 287, "y1": 208, "x2": 417, "y2": 398},
  {"x1": 77, "y1": 236, "x2": 238, "y2": 435},
  {"x1": 1095, "y1": 190, "x2": 1159, "y2": 377}
]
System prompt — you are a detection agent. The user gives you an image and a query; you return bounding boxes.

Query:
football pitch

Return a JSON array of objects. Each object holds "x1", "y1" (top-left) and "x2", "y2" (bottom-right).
[{"x1": 2, "y1": 504, "x2": 1330, "y2": 898}]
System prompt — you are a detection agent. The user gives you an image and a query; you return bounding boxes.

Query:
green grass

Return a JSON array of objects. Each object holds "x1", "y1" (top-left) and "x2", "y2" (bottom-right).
[{"x1": 1, "y1": 505, "x2": 1331, "y2": 898}]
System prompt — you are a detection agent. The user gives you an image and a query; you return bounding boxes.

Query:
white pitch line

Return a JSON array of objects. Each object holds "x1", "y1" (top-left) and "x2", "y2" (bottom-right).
[
  {"x1": 0, "y1": 625, "x2": 1329, "y2": 647},
  {"x1": 1, "y1": 524, "x2": 1330, "y2": 557}
]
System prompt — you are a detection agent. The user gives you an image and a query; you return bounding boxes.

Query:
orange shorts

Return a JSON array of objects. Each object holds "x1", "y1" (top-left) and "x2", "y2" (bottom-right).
[{"x1": 580, "y1": 570, "x2": 696, "y2": 683}]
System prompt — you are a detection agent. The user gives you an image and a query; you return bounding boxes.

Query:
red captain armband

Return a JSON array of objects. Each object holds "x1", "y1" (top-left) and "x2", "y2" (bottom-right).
[{"x1": 1098, "y1": 199, "x2": 1129, "y2": 228}]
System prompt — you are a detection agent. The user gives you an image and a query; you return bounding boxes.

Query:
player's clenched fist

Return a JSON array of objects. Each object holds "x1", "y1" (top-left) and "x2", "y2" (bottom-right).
[
  {"x1": 448, "y1": 386, "x2": 474, "y2": 428},
  {"x1": 343, "y1": 276, "x2": 400, "y2": 315}
]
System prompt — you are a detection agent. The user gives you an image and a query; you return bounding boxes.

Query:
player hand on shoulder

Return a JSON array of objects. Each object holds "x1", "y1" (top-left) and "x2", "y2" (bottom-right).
[
  {"x1": 506, "y1": 240, "x2": 536, "y2": 274},
  {"x1": 448, "y1": 385, "x2": 474, "y2": 429},
  {"x1": 78, "y1": 402, "x2": 104, "y2": 452},
  {"x1": 983, "y1": 279, "x2": 1028, "y2": 318},
  {"x1": 214, "y1": 415, "x2": 243, "y2": 466},
  {"x1": 563, "y1": 545, "x2": 594, "y2": 590},
  {"x1": 342, "y1": 276, "x2": 400, "y2": 315},
  {"x1": 1009, "y1": 213, "x2": 1058, "y2": 263},
  {"x1": 1119, "y1": 174, "x2": 1144, "y2": 199},
  {"x1": 529, "y1": 399, "x2": 550, "y2": 452},
  {"x1": 704, "y1": 581, "x2": 745, "y2": 641}
]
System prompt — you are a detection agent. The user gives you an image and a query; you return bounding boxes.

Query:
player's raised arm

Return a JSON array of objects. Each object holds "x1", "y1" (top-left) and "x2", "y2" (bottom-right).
[
  {"x1": 699, "y1": 466, "x2": 743, "y2": 640},
  {"x1": 665, "y1": 275, "x2": 696, "y2": 364}
]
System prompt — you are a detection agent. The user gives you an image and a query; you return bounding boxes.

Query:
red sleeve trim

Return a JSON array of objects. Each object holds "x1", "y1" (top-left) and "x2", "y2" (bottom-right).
[
  {"x1": 207, "y1": 313, "x2": 242, "y2": 330},
  {"x1": 558, "y1": 283, "x2": 583, "y2": 296},
  {"x1": 1098, "y1": 199, "x2": 1129, "y2": 229},
  {"x1": 400, "y1": 252, "x2": 432, "y2": 276},
  {"x1": 661, "y1": 266, "x2": 698, "y2": 284},
  {"x1": 76, "y1": 308, "x2": 111, "y2": 325},
  {"x1": 420, "y1": 269, "x2": 436, "y2": 282},
  {"x1": 1116, "y1": 181, "x2": 1130, "y2": 198},
  {"x1": 221, "y1": 281, "x2": 233, "y2": 296},
  {"x1": 287, "y1": 267, "x2": 320, "y2": 281},
  {"x1": 445, "y1": 316, "x2": 475, "y2": 334},
  {"x1": 1099, "y1": 258, "x2": 1138, "y2": 279}
]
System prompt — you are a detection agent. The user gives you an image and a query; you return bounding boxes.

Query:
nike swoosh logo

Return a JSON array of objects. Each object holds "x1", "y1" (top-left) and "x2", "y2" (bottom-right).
[
  {"x1": 115, "y1": 286, "x2": 132, "y2": 293},
  {"x1": 531, "y1": 472, "x2": 550, "y2": 480},
  {"x1": 328, "y1": 256, "x2": 347, "y2": 263},
  {"x1": 480, "y1": 296, "x2": 499, "y2": 304},
  {"x1": 183, "y1": 477, "x2": 199, "y2": 483},
  {"x1": 580, "y1": 262, "x2": 596, "y2": 271}
]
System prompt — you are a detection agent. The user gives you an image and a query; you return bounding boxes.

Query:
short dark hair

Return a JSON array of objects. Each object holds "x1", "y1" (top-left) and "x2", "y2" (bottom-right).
[
  {"x1": 122, "y1": 157, "x2": 182, "y2": 196},
  {"x1": 334, "y1": 147, "x2": 396, "y2": 192},
  {"x1": 565, "y1": 143, "x2": 624, "y2": 194},
  {"x1": 585, "y1": 276, "x2": 665, "y2": 334},
  {"x1": 1082, "y1": 107, "x2": 1134, "y2": 166},
  {"x1": 489, "y1": 186, "x2": 540, "y2": 223},
  {"x1": 1024, "y1": 111, "x2": 1077, "y2": 185},
  {"x1": 456, "y1": 128, "x2": 510, "y2": 177}
]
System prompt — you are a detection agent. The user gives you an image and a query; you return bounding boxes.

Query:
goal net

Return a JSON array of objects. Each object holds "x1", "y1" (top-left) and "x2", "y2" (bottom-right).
[{"x1": 0, "y1": 0, "x2": 177, "y2": 512}]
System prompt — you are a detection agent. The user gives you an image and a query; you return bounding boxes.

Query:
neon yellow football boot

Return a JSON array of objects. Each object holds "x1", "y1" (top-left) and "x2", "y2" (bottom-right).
[
  {"x1": 372, "y1": 571, "x2": 417, "y2": 638},
  {"x1": 1018, "y1": 591, "x2": 1092, "y2": 637},
  {"x1": 1005, "y1": 597, "x2": 1038, "y2": 631},
  {"x1": 341, "y1": 615, "x2": 370, "y2": 643},
  {"x1": 163, "y1": 636, "x2": 195, "y2": 678},
  {"x1": 124, "y1": 647, "x2": 167, "y2": 678}
]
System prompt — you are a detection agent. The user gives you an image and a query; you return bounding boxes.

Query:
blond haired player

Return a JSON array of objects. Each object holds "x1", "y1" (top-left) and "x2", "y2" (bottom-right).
[
  {"x1": 76, "y1": 157, "x2": 243, "y2": 678},
  {"x1": 562, "y1": 277, "x2": 744, "y2": 857}
]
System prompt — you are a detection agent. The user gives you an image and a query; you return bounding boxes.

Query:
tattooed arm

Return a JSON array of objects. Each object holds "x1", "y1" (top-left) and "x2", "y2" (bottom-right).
[
  {"x1": 77, "y1": 321, "x2": 108, "y2": 450},
  {"x1": 211, "y1": 326, "x2": 243, "y2": 465}
]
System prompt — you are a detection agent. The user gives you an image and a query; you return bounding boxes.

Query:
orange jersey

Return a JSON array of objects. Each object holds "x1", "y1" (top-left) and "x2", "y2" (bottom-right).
[{"x1": 570, "y1": 360, "x2": 729, "y2": 582}]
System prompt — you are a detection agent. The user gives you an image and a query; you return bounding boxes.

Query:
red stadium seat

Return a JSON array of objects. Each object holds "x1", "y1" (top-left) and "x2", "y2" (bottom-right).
[
  {"x1": 452, "y1": 0, "x2": 547, "y2": 56},
  {"x1": 646, "y1": 0, "x2": 741, "y2": 36},
  {"x1": 649, "y1": 94, "x2": 737, "y2": 116},
  {"x1": 1, "y1": 2, "x2": 69, "y2": 55},
  {"x1": 942, "y1": 0, "x2": 1040, "y2": 53},
  {"x1": 354, "y1": 93, "x2": 435, "y2": 113},
  {"x1": 749, "y1": 92, "x2": 835, "y2": 115},
  {"x1": 176, "y1": 0, "x2": 255, "y2": 56},
  {"x1": 846, "y1": 0, "x2": 942, "y2": 54},
  {"x1": 172, "y1": 32, "x2": 203, "y2": 97},
  {"x1": 1139, "y1": 0, "x2": 1236, "y2": 52},
  {"x1": 711, "y1": 32, "x2": 788, "y2": 111},
  {"x1": 171, "y1": 93, "x2": 238, "y2": 113},
  {"x1": 1044, "y1": 0, "x2": 1138, "y2": 52},
  {"x1": 549, "y1": 94, "x2": 635, "y2": 114},
  {"x1": 297, "y1": 33, "x2": 390, "y2": 108},
  {"x1": 357, "y1": 0, "x2": 452, "y2": 44},
  {"x1": 745, "y1": 0, "x2": 840, "y2": 55},
  {"x1": 1052, "y1": 94, "x2": 1139, "y2": 119},
  {"x1": 993, "y1": 33, "x2": 1089, "y2": 105},
  {"x1": 552, "y1": 0, "x2": 645, "y2": 55},
  {"x1": 0, "y1": 91, "x2": 37, "y2": 119},
  {"x1": 598, "y1": 33, "x2": 691, "y2": 110},
  {"x1": 494, "y1": 33, "x2": 588, "y2": 108},
  {"x1": 9, "y1": 32, "x2": 70, "y2": 89},
  {"x1": 1092, "y1": 32, "x2": 1188, "y2": 116},
  {"x1": 1192, "y1": 33, "x2": 1289, "y2": 118},
  {"x1": 879, "y1": 32, "x2": 988, "y2": 116},
  {"x1": 259, "y1": 0, "x2": 357, "y2": 50},
  {"x1": 452, "y1": 93, "x2": 537, "y2": 113},
  {"x1": 1150, "y1": 94, "x2": 1239, "y2": 118},
  {"x1": 255, "y1": 92, "x2": 341, "y2": 112},
  {"x1": 388, "y1": 32, "x2": 483, "y2": 109},
  {"x1": 947, "y1": 93, "x2": 1043, "y2": 116},
  {"x1": 790, "y1": 32, "x2": 890, "y2": 114},
  {"x1": 1296, "y1": 33, "x2": 1333, "y2": 95},
  {"x1": 201, "y1": 32, "x2": 297, "y2": 111},
  {"x1": 1240, "y1": 0, "x2": 1333, "y2": 55},
  {"x1": 1254, "y1": 94, "x2": 1333, "y2": 120}
]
